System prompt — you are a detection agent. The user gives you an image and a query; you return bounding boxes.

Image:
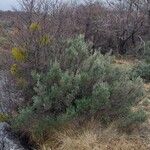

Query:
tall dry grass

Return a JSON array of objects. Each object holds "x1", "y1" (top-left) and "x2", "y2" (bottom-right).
[{"x1": 39, "y1": 119, "x2": 150, "y2": 150}]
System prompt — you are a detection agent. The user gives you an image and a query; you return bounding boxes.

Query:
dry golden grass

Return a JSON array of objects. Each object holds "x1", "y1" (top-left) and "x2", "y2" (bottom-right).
[
  {"x1": 40, "y1": 120, "x2": 150, "y2": 150},
  {"x1": 144, "y1": 83, "x2": 150, "y2": 92},
  {"x1": 113, "y1": 57, "x2": 138, "y2": 73},
  {"x1": 114, "y1": 59, "x2": 136, "y2": 66},
  {"x1": 114, "y1": 56, "x2": 139, "y2": 67}
]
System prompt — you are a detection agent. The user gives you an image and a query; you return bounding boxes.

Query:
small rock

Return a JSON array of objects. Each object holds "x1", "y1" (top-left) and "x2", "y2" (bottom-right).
[{"x1": 0, "y1": 122, "x2": 25, "y2": 150}]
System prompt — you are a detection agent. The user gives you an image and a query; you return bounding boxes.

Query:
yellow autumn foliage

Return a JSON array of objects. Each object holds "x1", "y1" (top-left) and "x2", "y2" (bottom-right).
[
  {"x1": 39, "y1": 35, "x2": 53, "y2": 46},
  {"x1": 10, "y1": 64, "x2": 19, "y2": 75},
  {"x1": 29, "y1": 23, "x2": 41, "y2": 31},
  {"x1": 0, "y1": 113, "x2": 9, "y2": 122},
  {"x1": 12, "y1": 47, "x2": 27, "y2": 62}
]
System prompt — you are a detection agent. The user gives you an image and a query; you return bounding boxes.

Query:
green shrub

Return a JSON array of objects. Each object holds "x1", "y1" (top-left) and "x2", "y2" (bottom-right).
[
  {"x1": 144, "y1": 41, "x2": 150, "y2": 63},
  {"x1": 118, "y1": 110, "x2": 147, "y2": 132},
  {"x1": 133, "y1": 62, "x2": 150, "y2": 81},
  {"x1": 13, "y1": 36, "x2": 146, "y2": 136}
]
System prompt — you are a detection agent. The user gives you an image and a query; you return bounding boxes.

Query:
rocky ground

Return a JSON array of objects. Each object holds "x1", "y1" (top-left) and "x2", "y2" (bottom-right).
[
  {"x1": 0, "y1": 122, "x2": 25, "y2": 150},
  {"x1": 0, "y1": 71, "x2": 27, "y2": 150}
]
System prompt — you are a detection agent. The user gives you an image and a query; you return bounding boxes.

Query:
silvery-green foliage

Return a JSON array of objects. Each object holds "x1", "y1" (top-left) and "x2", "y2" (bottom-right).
[{"x1": 13, "y1": 36, "x2": 146, "y2": 136}]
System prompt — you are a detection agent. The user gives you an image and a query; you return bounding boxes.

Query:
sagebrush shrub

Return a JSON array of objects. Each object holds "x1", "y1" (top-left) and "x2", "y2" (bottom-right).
[
  {"x1": 133, "y1": 62, "x2": 150, "y2": 82},
  {"x1": 118, "y1": 110, "x2": 147, "y2": 132},
  {"x1": 13, "y1": 36, "x2": 146, "y2": 136},
  {"x1": 144, "y1": 41, "x2": 150, "y2": 63}
]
